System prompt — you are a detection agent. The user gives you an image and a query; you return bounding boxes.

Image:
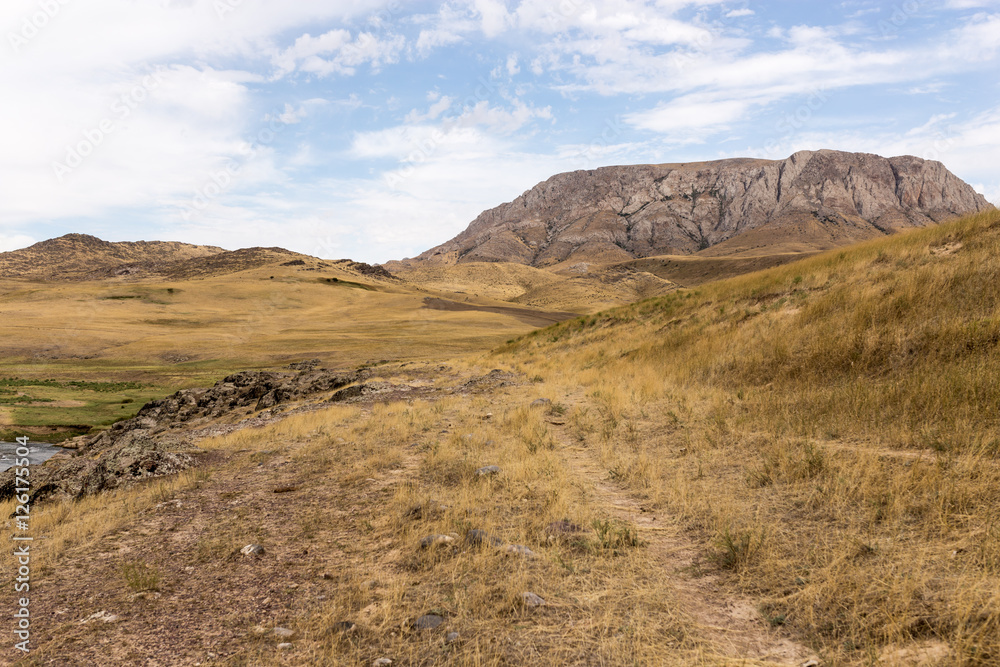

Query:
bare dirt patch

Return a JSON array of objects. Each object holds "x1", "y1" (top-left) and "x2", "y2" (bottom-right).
[{"x1": 422, "y1": 297, "x2": 577, "y2": 327}]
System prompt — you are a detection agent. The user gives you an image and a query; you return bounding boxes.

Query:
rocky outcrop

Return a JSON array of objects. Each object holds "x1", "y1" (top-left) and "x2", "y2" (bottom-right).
[
  {"x1": 415, "y1": 150, "x2": 994, "y2": 266},
  {"x1": 0, "y1": 368, "x2": 368, "y2": 504}
]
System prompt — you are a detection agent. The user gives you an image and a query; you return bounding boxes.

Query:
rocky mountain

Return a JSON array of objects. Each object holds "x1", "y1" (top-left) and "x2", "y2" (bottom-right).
[{"x1": 413, "y1": 150, "x2": 994, "y2": 267}]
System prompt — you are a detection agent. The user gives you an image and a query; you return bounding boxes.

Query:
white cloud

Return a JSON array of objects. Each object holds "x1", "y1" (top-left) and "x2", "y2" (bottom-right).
[
  {"x1": 625, "y1": 96, "x2": 751, "y2": 137},
  {"x1": 474, "y1": 0, "x2": 513, "y2": 37},
  {"x1": 273, "y1": 29, "x2": 406, "y2": 77},
  {"x1": 351, "y1": 98, "x2": 552, "y2": 161},
  {"x1": 0, "y1": 233, "x2": 35, "y2": 252},
  {"x1": 725, "y1": 8, "x2": 754, "y2": 18},
  {"x1": 0, "y1": 0, "x2": 398, "y2": 232},
  {"x1": 946, "y1": 0, "x2": 1000, "y2": 8}
]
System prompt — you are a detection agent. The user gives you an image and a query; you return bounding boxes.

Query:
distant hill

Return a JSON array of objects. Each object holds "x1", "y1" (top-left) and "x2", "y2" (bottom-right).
[
  {"x1": 410, "y1": 150, "x2": 994, "y2": 268},
  {"x1": 0, "y1": 234, "x2": 226, "y2": 281}
]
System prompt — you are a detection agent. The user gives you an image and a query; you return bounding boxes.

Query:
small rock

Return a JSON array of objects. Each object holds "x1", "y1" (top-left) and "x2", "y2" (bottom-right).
[
  {"x1": 372, "y1": 659, "x2": 393, "y2": 667},
  {"x1": 414, "y1": 614, "x2": 444, "y2": 630},
  {"x1": 331, "y1": 621, "x2": 357, "y2": 633},
  {"x1": 274, "y1": 627, "x2": 294, "y2": 638},
  {"x1": 530, "y1": 398, "x2": 552, "y2": 408},
  {"x1": 521, "y1": 592, "x2": 546, "y2": 607},
  {"x1": 445, "y1": 631, "x2": 460, "y2": 644},
  {"x1": 321, "y1": 572, "x2": 333, "y2": 580},
  {"x1": 545, "y1": 519, "x2": 583, "y2": 536},
  {"x1": 466, "y1": 529, "x2": 503, "y2": 547},
  {"x1": 503, "y1": 544, "x2": 536, "y2": 558},
  {"x1": 475, "y1": 465, "x2": 501, "y2": 477},
  {"x1": 277, "y1": 643, "x2": 293, "y2": 650},
  {"x1": 79, "y1": 611, "x2": 119, "y2": 625},
  {"x1": 419, "y1": 534, "x2": 456, "y2": 549},
  {"x1": 403, "y1": 500, "x2": 446, "y2": 521},
  {"x1": 240, "y1": 544, "x2": 265, "y2": 558}
]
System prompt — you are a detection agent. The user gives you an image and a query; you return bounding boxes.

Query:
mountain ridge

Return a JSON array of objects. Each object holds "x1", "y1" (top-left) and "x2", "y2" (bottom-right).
[{"x1": 409, "y1": 149, "x2": 994, "y2": 268}]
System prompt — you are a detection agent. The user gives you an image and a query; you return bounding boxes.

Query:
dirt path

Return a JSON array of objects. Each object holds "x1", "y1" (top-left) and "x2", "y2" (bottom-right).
[
  {"x1": 421, "y1": 296, "x2": 578, "y2": 326},
  {"x1": 549, "y1": 424, "x2": 818, "y2": 666}
]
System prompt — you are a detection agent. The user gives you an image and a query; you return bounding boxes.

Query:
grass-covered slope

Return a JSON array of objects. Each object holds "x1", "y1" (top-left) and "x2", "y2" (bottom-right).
[{"x1": 498, "y1": 209, "x2": 1000, "y2": 663}]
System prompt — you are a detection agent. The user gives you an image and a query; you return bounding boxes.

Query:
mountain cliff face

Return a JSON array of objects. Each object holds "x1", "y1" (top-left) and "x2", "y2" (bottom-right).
[{"x1": 415, "y1": 150, "x2": 994, "y2": 266}]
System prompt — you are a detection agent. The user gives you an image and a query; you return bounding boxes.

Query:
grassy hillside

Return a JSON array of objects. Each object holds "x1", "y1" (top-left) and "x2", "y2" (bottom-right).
[{"x1": 496, "y1": 209, "x2": 1000, "y2": 663}]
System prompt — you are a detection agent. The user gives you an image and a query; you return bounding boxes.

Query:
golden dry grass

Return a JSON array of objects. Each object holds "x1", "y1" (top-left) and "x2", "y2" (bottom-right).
[
  {"x1": 498, "y1": 209, "x2": 1000, "y2": 664},
  {"x1": 4, "y1": 211, "x2": 1000, "y2": 665}
]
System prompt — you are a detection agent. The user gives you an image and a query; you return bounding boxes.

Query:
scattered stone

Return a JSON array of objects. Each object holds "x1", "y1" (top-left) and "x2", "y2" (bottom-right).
[
  {"x1": 274, "y1": 627, "x2": 294, "y2": 639},
  {"x1": 800, "y1": 660, "x2": 820, "y2": 667},
  {"x1": 155, "y1": 499, "x2": 183, "y2": 510},
  {"x1": 321, "y1": 572, "x2": 333, "y2": 580},
  {"x1": 466, "y1": 529, "x2": 503, "y2": 547},
  {"x1": 530, "y1": 398, "x2": 552, "y2": 408},
  {"x1": 475, "y1": 465, "x2": 501, "y2": 477},
  {"x1": 414, "y1": 614, "x2": 445, "y2": 630},
  {"x1": 545, "y1": 519, "x2": 583, "y2": 536},
  {"x1": 445, "y1": 631, "x2": 460, "y2": 644},
  {"x1": 277, "y1": 643, "x2": 293, "y2": 650},
  {"x1": 79, "y1": 611, "x2": 119, "y2": 624},
  {"x1": 331, "y1": 621, "x2": 357, "y2": 634},
  {"x1": 419, "y1": 534, "x2": 456, "y2": 549},
  {"x1": 521, "y1": 592, "x2": 546, "y2": 607},
  {"x1": 285, "y1": 357, "x2": 320, "y2": 370},
  {"x1": 503, "y1": 544, "x2": 537, "y2": 558},
  {"x1": 272, "y1": 485, "x2": 298, "y2": 494},
  {"x1": 240, "y1": 544, "x2": 265, "y2": 558},
  {"x1": 372, "y1": 659, "x2": 393, "y2": 667}
]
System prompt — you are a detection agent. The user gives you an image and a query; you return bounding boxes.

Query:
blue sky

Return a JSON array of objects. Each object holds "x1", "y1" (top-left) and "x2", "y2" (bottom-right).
[{"x1": 1, "y1": 0, "x2": 998, "y2": 263}]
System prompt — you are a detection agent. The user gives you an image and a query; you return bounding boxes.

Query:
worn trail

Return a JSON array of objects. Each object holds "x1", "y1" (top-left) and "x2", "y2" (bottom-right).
[{"x1": 548, "y1": 420, "x2": 817, "y2": 666}]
